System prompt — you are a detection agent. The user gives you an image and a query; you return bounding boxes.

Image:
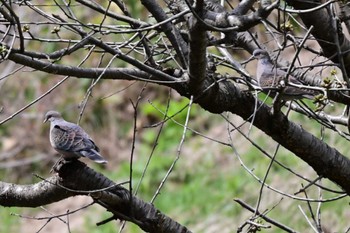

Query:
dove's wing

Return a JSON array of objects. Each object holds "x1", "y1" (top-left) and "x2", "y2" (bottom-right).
[
  {"x1": 258, "y1": 63, "x2": 315, "y2": 99},
  {"x1": 51, "y1": 122, "x2": 95, "y2": 151},
  {"x1": 51, "y1": 121, "x2": 107, "y2": 163},
  {"x1": 258, "y1": 64, "x2": 284, "y2": 88}
]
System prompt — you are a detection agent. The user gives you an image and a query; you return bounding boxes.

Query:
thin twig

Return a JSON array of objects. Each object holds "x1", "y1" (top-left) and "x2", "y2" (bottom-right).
[{"x1": 150, "y1": 95, "x2": 193, "y2": 203}]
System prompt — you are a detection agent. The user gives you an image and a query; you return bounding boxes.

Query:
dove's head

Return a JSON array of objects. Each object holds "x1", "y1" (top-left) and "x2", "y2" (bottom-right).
[
  {"x1": 43, "y1": 111, "x2": 63, "y2": 123},
  {"x1": 253, "y1": 49, "x2": 269, "y2": 60}
]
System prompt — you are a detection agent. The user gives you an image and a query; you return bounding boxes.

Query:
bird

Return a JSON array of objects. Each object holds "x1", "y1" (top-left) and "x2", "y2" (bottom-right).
[
  {"x1": 43, "y1": 110, "x2": 107, "y2": 164},
  {"x1": 253, "y1": 49, "x2": 316, "y2": 100}
]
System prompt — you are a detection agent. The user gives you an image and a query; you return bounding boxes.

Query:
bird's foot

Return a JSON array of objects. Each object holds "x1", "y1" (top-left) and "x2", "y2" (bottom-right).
[
  {"x1": 50, "y1": 156, "x2": 77, "y2": 173},
  {"x1": 271, "y1": 101, "x2": 283, "y2": 115},
  {"x1": 270, "y1": 94, "x2": 283, "y2": 115}
]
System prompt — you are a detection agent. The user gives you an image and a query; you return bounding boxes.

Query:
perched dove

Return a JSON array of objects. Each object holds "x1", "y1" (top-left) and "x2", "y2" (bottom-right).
[
  {"x1": 253, "y1": 49, "x2": 316, "y2": 100},
  {"x1": 44, "y1": 111, "x2": 107, "y2": 164}
]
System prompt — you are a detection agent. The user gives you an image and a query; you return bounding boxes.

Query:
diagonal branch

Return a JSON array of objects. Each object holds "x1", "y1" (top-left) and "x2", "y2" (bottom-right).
[
  {"x1": 0, "y1": 160, "x2": 191, "y2": 233},
  {"x1": 285, "y1": 0, "x2": 350, "y2": 81},
  {"x1": 183, "y1": 79, "x2": 350, "y2": 194}
]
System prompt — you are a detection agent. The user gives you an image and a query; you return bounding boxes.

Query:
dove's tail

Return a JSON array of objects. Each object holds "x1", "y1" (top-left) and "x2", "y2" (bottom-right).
[{"x1": 80, "y1": 149, "x2": 108, "y2": 164}]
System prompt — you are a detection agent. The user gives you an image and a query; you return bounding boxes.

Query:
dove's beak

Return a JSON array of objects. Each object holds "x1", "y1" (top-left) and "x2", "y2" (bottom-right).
[
  {"x1": 43, "y1": 118, "x2": 47, "y2": 123},
  {"x1": 247, "y1": 54, "x2": 256, "y2": 62}
]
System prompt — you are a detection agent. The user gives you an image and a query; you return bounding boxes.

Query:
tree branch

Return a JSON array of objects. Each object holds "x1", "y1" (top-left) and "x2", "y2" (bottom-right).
[
  {"x1": 7, "y1": 51, "x2": 185, "y2": 84},
  {"x1": 185, "y1": 79, "x2": 350, "y2": 194},
  {"x1": 285, "y1": 0, "x2": 350, "y2": 80},
  {"x1": 0, "y1": 160, "x2": 191, "y2": 233},
  {"x1": 188, "y1": 1, "x2": 208, "y2": 97},
  {"x1": 141, "y1": 0, "x2": 188, "y2": 67}
]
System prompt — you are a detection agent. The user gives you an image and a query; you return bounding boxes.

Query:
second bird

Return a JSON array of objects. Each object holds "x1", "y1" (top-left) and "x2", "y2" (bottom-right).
[
  {"x1": 44, "y1": 110, "x2": 108, "y2": 164},
  {"x1": 253, "y1": 49, "x2": 316, "y2": 100}
]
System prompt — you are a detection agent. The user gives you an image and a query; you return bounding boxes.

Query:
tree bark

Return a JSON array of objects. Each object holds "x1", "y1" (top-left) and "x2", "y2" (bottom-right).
[{"x1": 0, "y1": 160, "x2": 191, "y2": 233}]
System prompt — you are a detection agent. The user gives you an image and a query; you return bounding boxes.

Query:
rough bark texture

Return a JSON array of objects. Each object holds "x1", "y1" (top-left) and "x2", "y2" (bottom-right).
[
  {"x1": 286, "y1": 0, "x2": 350, "y2": 81},
  {"x1": 0, "y1": 160, "x2": 191, "y2": 233}
]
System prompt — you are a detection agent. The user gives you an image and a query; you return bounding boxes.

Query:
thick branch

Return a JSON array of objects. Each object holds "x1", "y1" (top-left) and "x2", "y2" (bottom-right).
[
  {"x1": 188, "y1": 6, "x2": 208, "y2": 97},
  {"x1": 285, "y1": 0, "x2": 350, "y2": 80},
  {"x1": 0, "y1": 160, "x2": 191, "y2": 233},
  {"x1": 183, "y1": 79, "x2": 350, "y2": 194},
  {"x1": 0, "y1": 176, "x2": 70, "y2": 207}
]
